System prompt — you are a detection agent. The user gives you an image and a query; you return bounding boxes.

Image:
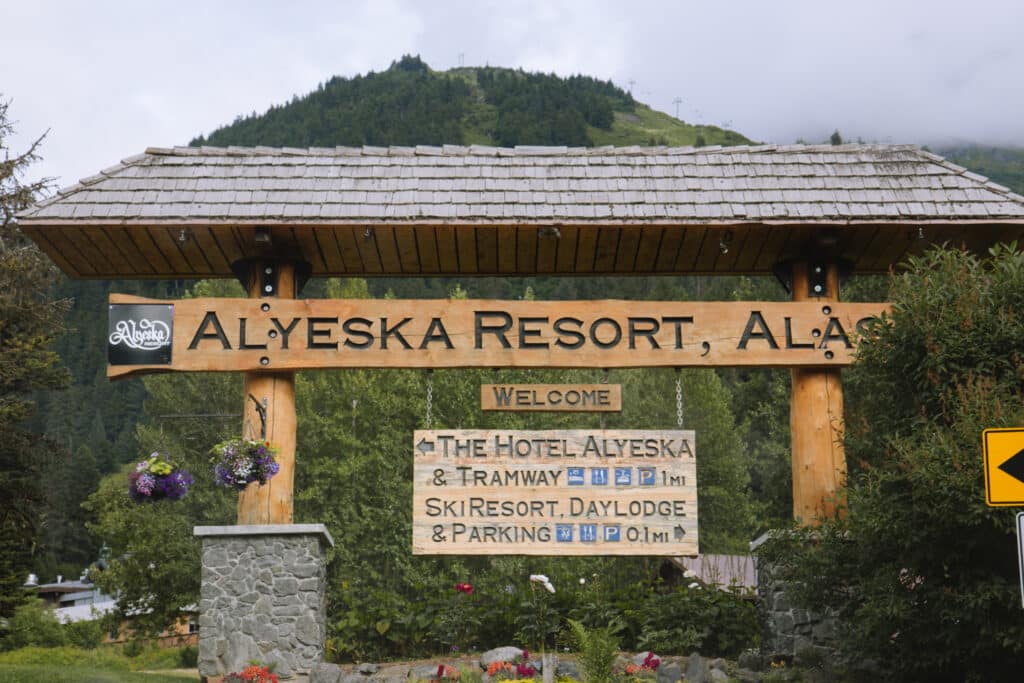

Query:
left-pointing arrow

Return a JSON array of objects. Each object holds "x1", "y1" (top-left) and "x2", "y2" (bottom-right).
[
  {"x1": 999, "y1": 448, "x2": 1024, "y2": 484},
  {"x1": 416, "y1": 438, "x2": 435, "y2": 454}
]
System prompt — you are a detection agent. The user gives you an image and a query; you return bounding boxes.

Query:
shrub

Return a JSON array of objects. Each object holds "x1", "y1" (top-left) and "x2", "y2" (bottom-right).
[
  {"x1": 758, "y1": 245, "x2": 1024, "y2": 680},
  {"x1": 178, "y1": 644, "x2": 198, "y2": 667},
  {"x1": 633, "y1": 584, "x2": 759, "y2": 658},
  {"x1": 64, "y1": 619, "x2": 102, "y2": 649},
  {"x1": 0, "y1": 599, "x2": 66, "y2": 650}
]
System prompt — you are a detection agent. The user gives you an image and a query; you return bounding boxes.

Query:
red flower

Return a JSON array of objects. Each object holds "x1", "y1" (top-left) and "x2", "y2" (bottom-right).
[
  {"x1": 521, "y1": 648, "x2": 529, "y2": 661},
  {"x1": 455, "y1": 582, "x2": 473, "y2": 594},
  {"x1": 643, "y1": 652, "x2": 661, "y2": 670},
  {"x1": 516, "y1": 663, "x2": 536, "y2": 677}
]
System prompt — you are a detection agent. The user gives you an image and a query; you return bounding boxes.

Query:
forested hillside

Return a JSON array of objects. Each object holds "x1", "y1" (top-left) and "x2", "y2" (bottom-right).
[{"x1": 192, "y1": 55, "x2": 750, "y2": 149}]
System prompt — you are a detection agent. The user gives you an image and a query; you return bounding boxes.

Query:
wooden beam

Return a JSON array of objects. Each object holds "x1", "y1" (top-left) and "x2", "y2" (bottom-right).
[
  {"x1": 790, "y1": 261, "x2": 847, "y2": 524},
  {"x1": 236, "y1": 261, "x2": 297, "y2": 525}
]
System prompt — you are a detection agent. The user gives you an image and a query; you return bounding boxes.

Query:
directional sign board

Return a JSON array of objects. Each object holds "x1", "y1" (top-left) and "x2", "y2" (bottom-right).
[
  {"x1": 412, "y1": 429, "x2": 697, "y2": 556},
  {"x1": 983, "y1": 428, "x2": 1024, "y2": 506}
]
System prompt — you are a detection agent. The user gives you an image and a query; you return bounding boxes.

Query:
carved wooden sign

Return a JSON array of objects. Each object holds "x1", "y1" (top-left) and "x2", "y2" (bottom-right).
[
  {"x1": 481, "y1": 384, "x2": 622, "y2": 412},
  {"x1": 412, "y1": 429, "x2": 697, "y2": 556},
  {"x1": 107, "y1": 294, "x2": 886, "y2": 378}
]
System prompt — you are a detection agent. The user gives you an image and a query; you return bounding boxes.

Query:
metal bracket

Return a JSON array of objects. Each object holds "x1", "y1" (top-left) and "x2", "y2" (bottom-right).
[
  {"x1": 230, "y1": 258, "x2": 312, "y2": 297},
  {"x1": 248, "y1": 393, "x2": 267, "y2": 441},
  {"x1": 807, "y1": 262, "x2": 829, "y2": 298},
  {"x1": 773, "y1": 259, "x2": 853, "y2": 298}
]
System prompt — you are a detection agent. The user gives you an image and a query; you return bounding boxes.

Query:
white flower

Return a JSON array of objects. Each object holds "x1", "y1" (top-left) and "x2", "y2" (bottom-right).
[
  {"x1": 683, "y1": 569, "x2": 697, "y2": 579},
  {"x1": 529, "y1": 574, "x2": 549, "y2": 584},
  {"x1": 687, "y1": 582, "x2": 700, "y2": 589},
  {"x1": 543, "y1": 581, "x2": 556, "y2": 594},
  {"x1": 579, "y1": 577, "x2": 586, "y2": 585}
]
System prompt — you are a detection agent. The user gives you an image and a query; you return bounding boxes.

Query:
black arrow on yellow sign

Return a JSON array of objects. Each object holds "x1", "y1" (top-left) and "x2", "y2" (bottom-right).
[{"x1": 999, "y1": 448, "x2": 1024, "y2": 484}]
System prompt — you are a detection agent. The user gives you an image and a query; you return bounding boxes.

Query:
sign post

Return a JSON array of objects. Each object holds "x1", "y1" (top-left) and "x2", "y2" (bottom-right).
[
  {"x1": 412, "y1": 429, "x2": 697, "y2": 556},
  {"x1": 1017, "y1": 512, "x2": 1024, "y2": 609}
]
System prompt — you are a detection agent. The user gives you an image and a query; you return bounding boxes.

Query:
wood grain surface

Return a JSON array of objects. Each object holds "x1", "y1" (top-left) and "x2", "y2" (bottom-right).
[{"x1": 107, "y1": 294, "x2": 888, "y2": 377}]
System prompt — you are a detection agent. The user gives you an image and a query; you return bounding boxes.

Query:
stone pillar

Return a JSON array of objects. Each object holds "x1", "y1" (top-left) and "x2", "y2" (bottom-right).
[
  {"x1": 195, "y1": 524, "x2": 334, "y2": 681},
  {"x1": 752, "y1": 533, "x2": 839, "y2": 666}
]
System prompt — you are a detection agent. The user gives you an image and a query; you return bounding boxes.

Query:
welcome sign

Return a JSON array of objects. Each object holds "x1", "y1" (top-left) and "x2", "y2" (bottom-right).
[{"x1": 107, "y1": 294, "x2": 886, "y2": 378}]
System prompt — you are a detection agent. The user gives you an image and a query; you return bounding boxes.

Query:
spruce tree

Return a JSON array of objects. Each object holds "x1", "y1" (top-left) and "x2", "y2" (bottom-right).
[{"x1": 0, "y1": 98, "x2": 71, "y2": 617}]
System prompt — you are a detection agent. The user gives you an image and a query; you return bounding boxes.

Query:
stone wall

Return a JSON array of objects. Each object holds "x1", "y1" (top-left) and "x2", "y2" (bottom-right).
[
  {"x1": 752, "y1": 533, "x2": 838, "y2": 666},
  {"x1": 195, "y1": 524, "x2": 334, "y2": 681}
]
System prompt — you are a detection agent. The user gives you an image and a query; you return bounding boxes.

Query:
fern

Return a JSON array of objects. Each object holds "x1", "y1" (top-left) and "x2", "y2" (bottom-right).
[{"x1": 565, "y1": 618, "x2": 620, "y2": 683}]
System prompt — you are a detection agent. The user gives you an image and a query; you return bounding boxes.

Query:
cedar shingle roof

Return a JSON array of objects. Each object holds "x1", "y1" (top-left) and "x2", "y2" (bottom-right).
[
  {"x1": 17, "y1": 144, "x2": 1024, "y2": 279},
  {"x1": 20, "y1": 143, "x2": 1024, "y2": 223}
]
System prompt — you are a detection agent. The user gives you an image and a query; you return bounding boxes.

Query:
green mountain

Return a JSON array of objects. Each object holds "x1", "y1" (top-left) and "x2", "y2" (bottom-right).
[{"x1": 192, "y1": 55, "x2": 750, "y2": 149}]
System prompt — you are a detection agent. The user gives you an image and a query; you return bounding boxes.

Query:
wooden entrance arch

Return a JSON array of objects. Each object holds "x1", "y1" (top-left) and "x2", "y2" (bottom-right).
[{"x1": 19, "y1": 143, "x2": 1024, "y2": 525}]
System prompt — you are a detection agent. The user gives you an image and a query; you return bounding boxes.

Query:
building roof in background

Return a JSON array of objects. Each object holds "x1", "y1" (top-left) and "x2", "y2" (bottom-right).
[{"x1": 672, "y1": 553, "x2": 758, "y2": 592}]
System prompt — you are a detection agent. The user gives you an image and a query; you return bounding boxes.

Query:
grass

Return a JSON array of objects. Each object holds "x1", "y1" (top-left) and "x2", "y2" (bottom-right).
[
  {"x1": 0, "y1": 646, "x2": 198, "y2": 682},
  {"x1": 589, "y1": 106, "x2": 752, "y2": 148},
  {"x1": 0, "y1": 664, "x2": 195, "y2": 682}
]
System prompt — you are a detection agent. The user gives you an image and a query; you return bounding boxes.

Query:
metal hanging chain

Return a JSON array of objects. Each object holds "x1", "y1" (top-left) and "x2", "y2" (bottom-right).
[
  {"x1": 600, "y1": 369, "x2": 609, "y2": 430},
  {"x1": 425, "y1": 370, "x2": 434, "y2": 429},
  {"x1": 675, "y1": 369, "x2": 684, "y2": 429}
]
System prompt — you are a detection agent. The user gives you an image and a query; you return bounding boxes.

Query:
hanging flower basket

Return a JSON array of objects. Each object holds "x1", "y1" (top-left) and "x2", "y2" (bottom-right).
[
  {"x1": 211, "y1": 438, "x2": 280, "y2": 490},
  {"x1": 128, "y1": 452, "x2": 193, "y2": 502}
]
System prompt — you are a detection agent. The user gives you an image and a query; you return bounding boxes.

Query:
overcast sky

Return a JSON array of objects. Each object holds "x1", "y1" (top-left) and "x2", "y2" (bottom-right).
[{"x1": 4, "y1": 0, "x2": 1024, "y2": 190}]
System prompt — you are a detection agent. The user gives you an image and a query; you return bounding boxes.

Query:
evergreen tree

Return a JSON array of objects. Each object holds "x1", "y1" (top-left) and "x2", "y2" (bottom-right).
[{"x1": 0, "y1": 98, "x2": 71, "y2": 616}]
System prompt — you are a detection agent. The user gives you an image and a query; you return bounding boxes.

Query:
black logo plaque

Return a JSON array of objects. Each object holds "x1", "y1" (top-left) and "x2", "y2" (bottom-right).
[{"x1": 108, "y1": 304, "x2": 174, "y2": 365}]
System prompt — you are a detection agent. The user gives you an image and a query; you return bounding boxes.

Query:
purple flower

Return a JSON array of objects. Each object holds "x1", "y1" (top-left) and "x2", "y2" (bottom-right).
[
  {"x1": 212, "y1": 439, "x2": 279, "y2": 490},
  {"x1": 135, "y1": 472, "x2": 156, "y2": 496},
  {"x1": 158, "y1": 470, "x2": 194, "y2": 500}
]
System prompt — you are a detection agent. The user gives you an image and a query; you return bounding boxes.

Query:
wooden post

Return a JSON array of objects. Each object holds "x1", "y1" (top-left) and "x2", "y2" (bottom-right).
[
  {"x1": 237, "y1": 261, "x2": 297, "y2": 525},
  {"x1": 790, "y1": 261, "x2": 847, "y2": 524}
]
